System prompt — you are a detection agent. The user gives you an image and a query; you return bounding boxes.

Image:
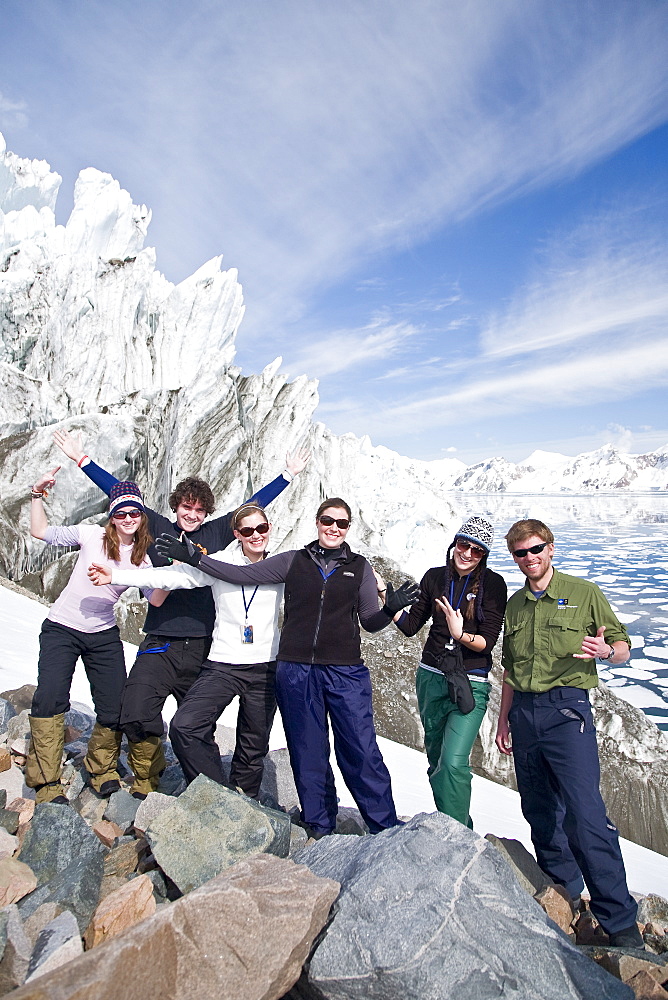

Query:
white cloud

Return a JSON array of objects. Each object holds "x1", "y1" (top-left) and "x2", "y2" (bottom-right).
[
  {"x1": 286, "y1": 319, "x2": 418, "y2": 379},
  {"x1": 0, "y1": 92, "x2": 28, "y2": 129}
]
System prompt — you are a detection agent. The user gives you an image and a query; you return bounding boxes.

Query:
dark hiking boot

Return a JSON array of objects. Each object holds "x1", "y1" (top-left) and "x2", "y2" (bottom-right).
[{"x1": 608, "y1": 924, "x2": 645, "y2": 949}]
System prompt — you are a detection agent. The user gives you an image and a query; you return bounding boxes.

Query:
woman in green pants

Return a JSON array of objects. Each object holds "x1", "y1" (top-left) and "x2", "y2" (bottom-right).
[{"x1": 393, "y1": 516, "x2": 507, "y2": 826}]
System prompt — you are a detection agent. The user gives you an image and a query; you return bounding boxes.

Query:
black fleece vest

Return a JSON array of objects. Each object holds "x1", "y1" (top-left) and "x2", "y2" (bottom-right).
[{"x1": 278, "y1": 547, "x2": 367, "y2": 665}]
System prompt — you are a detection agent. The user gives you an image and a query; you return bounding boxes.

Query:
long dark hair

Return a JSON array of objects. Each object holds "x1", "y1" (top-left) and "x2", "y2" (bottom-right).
[
  {"x1": 444, "y1": 542, "x2": 488, "y2": 623},
  {"x1": 103, "y1": 514, "x2": 153, "y2": 566}
]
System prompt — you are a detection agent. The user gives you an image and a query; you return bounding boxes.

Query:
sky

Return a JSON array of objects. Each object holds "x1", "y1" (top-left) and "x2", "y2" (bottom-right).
[{"x1": 1, "y1": 0, "x2": 668, "y2": 465}]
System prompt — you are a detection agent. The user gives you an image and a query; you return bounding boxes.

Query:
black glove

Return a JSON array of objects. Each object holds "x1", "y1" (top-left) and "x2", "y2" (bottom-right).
[
  {"x1": 154, "y1": 532, "x2": 202, "y2": 567},
  {"x1": 383, "y1": 580, "x2": 420, "y2": 615},
  {"x1": 435, "y1": 646, "x2": 476, "y2": 714}
]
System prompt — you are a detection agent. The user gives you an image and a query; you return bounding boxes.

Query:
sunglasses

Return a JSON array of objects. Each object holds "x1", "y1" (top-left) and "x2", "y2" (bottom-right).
[
  {"x1": 455, "y1": 539, "x2": 486, "y2": 558},
  {"x1": 318, "y1": 515, "x2": 350, "y2": 529},
  {"x1": 236, "y1": 522, "x2": 270, "y2": 537},
  {"x1": 111, "y1": 509, "x2": 142, "y2": 520},
  {"x1": 512, "y1": 541, "x2": 549, "y2": 558}
]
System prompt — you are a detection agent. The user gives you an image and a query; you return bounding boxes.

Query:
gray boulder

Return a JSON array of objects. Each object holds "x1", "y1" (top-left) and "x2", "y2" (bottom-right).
[
  {"x1": 5, "y1": 710, "x2": 31, "y2": 745},
  {"x1": 145, "y1": 774, "x2": 291, "y2": 894},
  {"x1": 103, "y1": 789, "x2": 140, "y2": 832},
  {"x1": 17, "y1": 803, "x2": 105, "y2": 933},
  {"x1": 0, "y1": 699, "x2": 17, "y2": 735},
  {"x1": 292, "y1": 811, "x2": 633, "y2": 1000},
  {"x1": 25, "y1": 910, "x2": 82, "y2": 982},
  {"x1": 0, "y1": 903, "x2": 32, "y2": 993},
  {"x1": 64, "y1": 704, "x2": 95, "y2": 737},
  {"x1": 0, "y1": 686, "x2": 36, "y2": 715},
  {"x1": 637, "y1": 893, "x2": 668, "y2": 928},
  {"x1": 485, "y1": 834, "x2": 555, "y2": 895}
]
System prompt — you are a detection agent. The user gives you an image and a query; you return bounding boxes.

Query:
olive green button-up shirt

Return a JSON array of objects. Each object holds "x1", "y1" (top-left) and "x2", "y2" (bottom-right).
[{"x1": 502, "y1": 568, "x2": 630, "y2": 692}]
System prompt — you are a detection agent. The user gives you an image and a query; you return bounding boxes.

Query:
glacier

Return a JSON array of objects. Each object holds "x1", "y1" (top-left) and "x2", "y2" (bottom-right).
[{"x1": 1, "y1": 130, "x2": 667, "y2": 600}]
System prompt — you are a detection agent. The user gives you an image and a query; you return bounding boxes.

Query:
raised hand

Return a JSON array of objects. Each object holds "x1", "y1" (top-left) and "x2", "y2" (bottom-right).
[
  {"x1": 155, "y1": 532, "x2": 202, "y2": 567},
  {"x1": 285, "y1": 446, "x2": 311, "y2": 477},
  {"x1": 53, "y1": 428, "x2": 85, "y2": 464},
  {"x1": 383, "y1": 580, "x2": 420, "y2": 615},
  {"x1": 574, "y1": 625, "x2": 612, "y2": 660},
  {"x1": 435, "y1": 595, "x2": 465, "y2": 640},
  {"x1": 88, "y1": 562, "x2": 112, "y2": 586},
  {"x1": 33, "y1": 467, "x2": 61, "y2": 494}
]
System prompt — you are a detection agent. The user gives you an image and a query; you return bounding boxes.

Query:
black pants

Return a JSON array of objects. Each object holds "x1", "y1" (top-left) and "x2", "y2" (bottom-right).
[
  {"x1": 169, "y1": 659, "x2": 277, "y2": 798},
  {"x1": 32, "y1": 619, "x2": 126, "y2": 727},
  {"x1": 119, "y1": 634, "x2": 211, "y2": 743}
]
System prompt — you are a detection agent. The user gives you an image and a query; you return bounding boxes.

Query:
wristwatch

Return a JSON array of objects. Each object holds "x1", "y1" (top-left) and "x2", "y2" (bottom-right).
[{"x1": 599, "y1": 644, "x2": 615, "y2": 662}]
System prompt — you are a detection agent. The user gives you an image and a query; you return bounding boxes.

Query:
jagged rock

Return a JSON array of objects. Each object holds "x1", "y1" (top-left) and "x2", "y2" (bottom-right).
[
  {"x1": 72, "y1": 787, "x2": 108, "y2": 826},
  {"x1": 24, "y1": 911, "x2": 82, "y2": 983},
  {"x1": 626, "y1": 970, "x2": 668, "y2": 998},
  {"x1": 292, "y1": 811, "x2": 633, "y2": 1000},
  {"x1": 145, "y1": 775, "x2": 291, "y2": 894},
  {"x1": 7, "y1": 855, "x2": 339, "y2": 1000},
  {"x1": 334, "y1": 807, "x2": 368, "y2": 836},
  {"x1": 484, "y1": 833, "x2": 555, "y2": 895},
  {"x1": 6, "y1": 711, "x2": 30, "y2": 745},
  {"x1": 64, "y1": 770, "x2": 85, "y2": 803},
  {"x1": 156, "y1": 762, "x2": 186, "y2": 797},
  {"x1": 17, "y1": 803, "x2": 105, "y2": 932},
  {"x1": 0, "y1": 749, "x2": 11, "y2": 774},
  {"x1": 639, "y1": 897, "x2": 668, "y2": 930},
  {"x1": 0, "y1": 767, "x2": 34, "y2": 802},
  {"x1": 103, "y1": 789, "x2": 139, "y2": 832},
  {"x1": 92, "y1": 820, "x2": 123, "y2": 847},
  {"x1": 0, "y1": 903, "x2": 32, "y2": 993},
  {"x1": 0, "y1": 828, "x2": 19, "y2": 860},
  {"x1": 132, "y1": 792, "x2": 174, "y2": 834},
  {"x1": 83, "y1": 873, "x2": 155, "y2": 949},
  {"x1": 0, "y1": 700, "x2": 17, "y2": 736},
  {"x1": 0, "y1": 687, "x2": 35, "y2": 716},
  {"x1": 0, "y1": 858, "x2": 37, "y2": 906},
  {"x1": 289, "y1": 825, "x2": 309, "y2": 856},
  {"x1": 534, "y1": 885, "x2": 576, "y2": 936},
  {"x1": 19, "y1": 804, "x2": 102, "y2": 886},
  {"x1": 0, "y1": 793, "x2": 20, "y2": 835},
  {"x1": 103, "y1": 837, "x2": 146, "y2": 879},
  {"x1": 22, "y1": 904, "x2": 63, "y2": 946},
  {"x1": 63, "y1": 705, "x2": 95, "y2": 736},
  {"x1": 595, "y1": 951, "x2": 668, "y2": 986}
]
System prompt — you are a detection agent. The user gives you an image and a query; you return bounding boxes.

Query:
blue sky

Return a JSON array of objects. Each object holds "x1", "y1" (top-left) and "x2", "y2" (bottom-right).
[{"x1": 1, "y1": 0, "x2": 667, "y2": 464}]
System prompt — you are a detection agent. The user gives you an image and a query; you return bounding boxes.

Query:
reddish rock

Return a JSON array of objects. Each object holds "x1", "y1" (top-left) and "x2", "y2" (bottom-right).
[
  {"x1": 534, "y1": 885, "x2": 575, "y2": 935},
  {"x1": 9, "y1": 854, "x2": 339, "y2": 1000},
  {"x1": 84, "y1": 873, "x2": 156, "y2": 949},
  {"x1": 103, "y1": 837, "x2": 146, "y2": 878},
  {"x1": 0, "y1": 748, "x2": 11, "y2": 773},
  {"x1": 92, "y1": 820, "x2": 124, "y2": 848},
  {"x1": 626, "y1": 970, "x2": 668, "y2": 999},
  {"x1": 0, "y1": 856, "x2": 38, "y2": 906}
]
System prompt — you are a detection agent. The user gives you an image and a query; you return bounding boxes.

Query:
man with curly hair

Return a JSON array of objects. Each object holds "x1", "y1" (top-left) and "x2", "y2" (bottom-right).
[{"x1": 54, "y1": 428, "x2": 309, "y2": 797}]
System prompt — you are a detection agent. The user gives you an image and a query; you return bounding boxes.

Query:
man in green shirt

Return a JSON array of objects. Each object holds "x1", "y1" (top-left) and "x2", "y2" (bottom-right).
[{"x1": 495, "y1": 519, "x2": 642, "y2": 950}]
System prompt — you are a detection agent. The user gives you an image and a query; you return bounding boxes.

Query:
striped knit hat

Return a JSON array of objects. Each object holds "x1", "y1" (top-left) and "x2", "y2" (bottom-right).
[
  {"x1": 455, "y1": 514, "x2": 494, "y2": 553},
  {"x1": 109, "y1": 481, "x2": 145, "y2": 516}
]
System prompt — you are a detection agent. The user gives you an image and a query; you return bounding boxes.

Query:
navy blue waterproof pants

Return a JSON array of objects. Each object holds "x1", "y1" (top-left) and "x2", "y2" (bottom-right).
[
  {"x1": 275, "y1": 660, "x2": 398, "y2": 835},
  {"x1": 509, "y1": 687, "x2": 637, "y2": 934}
]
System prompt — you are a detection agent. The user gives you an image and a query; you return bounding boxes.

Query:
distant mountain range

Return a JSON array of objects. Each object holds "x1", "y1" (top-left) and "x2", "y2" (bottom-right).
[{"x1": 422, "y1": 443, "x2": 668, "y2": 493}]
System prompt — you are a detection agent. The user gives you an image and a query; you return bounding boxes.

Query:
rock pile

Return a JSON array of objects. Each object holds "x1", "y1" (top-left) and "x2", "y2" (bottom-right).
[{"x1": 0, "y1": 684, "x2": 666, "y2": 1000}]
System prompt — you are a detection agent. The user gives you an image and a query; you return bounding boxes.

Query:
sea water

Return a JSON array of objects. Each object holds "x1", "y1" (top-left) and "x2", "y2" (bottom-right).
[{"x1": 451, "y1": 493, "x2": 668, "y2": 731}]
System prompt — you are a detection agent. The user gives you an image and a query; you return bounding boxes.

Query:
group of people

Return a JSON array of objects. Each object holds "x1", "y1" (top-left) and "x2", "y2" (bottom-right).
[{"x1": 25, "y1": 428, "x2": 643, "y2": 951}]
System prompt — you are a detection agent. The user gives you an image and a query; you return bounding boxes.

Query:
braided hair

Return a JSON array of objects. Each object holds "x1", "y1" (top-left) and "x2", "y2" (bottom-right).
[{"x1": 443, "y1": 541, "x2": 488, "y2": 625}]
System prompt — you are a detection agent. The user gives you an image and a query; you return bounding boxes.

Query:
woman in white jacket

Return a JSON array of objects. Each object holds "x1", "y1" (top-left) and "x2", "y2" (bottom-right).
[{"x1": 89, "y1": 502, "x2": 281, "y2": 798}]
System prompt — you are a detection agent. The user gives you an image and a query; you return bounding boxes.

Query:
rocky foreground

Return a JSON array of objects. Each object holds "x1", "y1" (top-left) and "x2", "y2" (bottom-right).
[{"x1": 0, "y1": 686, "x2": 666, "y2": 1000}]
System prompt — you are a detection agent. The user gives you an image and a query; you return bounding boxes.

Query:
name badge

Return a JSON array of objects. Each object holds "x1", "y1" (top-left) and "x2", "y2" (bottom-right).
[{"x1": 241, "y1": 624, "x2": 254, "y2": 644}]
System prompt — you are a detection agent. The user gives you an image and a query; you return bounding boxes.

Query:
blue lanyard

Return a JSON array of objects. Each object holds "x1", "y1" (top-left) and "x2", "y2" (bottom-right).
[
  {"x1": 449, "y1": 574, "x2": 471, "y2": 612},
  {"x1": 317, "y1": 566, "x2": 338, "y2": 581},
  {"x1": 241, "y1": 585, "x2": 259, "y2": 621}
]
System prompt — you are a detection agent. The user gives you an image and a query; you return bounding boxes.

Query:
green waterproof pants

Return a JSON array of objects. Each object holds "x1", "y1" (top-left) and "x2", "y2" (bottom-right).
[{"x1": 416, "y1": 666, "x2": 490, "y2": 827}]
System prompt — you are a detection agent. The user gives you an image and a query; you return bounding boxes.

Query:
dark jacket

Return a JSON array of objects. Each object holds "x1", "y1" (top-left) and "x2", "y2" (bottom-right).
[
  {"x1": 198, "y1": 540, "x2": 393, "y2": 664},
  {"x1": 396, "y1": 564, "x2": 507, "y2": 676}
]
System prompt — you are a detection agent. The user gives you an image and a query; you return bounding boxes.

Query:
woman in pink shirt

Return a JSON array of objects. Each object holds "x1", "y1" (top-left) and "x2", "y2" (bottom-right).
[{"x1": 27, "y1": 466, "x2": 165, "y2": 803}]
